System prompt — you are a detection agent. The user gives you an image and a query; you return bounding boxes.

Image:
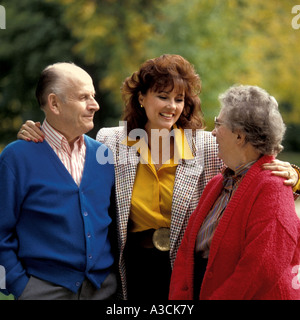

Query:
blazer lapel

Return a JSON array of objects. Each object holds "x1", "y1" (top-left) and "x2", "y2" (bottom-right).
[
  {"x1": 169, "y1": 129, "x2": 204, "y2": 254},
  {"x1": 115, "y1": 144, "x2": 139, "y2": 250}
]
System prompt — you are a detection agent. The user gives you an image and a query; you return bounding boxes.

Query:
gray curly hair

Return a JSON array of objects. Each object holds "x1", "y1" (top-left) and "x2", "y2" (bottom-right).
[{"x1": 219, "y1": 85, "x2": 286, "y2": 155}]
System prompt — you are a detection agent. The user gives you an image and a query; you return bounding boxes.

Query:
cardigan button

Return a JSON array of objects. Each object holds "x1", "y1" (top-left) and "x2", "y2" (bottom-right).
[{"x1": 206, "y1": 271, "x2": 213, "y2": 278}]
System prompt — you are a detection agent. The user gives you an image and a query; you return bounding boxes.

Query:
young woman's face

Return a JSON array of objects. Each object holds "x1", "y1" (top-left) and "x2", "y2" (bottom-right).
[{"x1": 139, "y1": 87, "x2": 185, "y2": 133}]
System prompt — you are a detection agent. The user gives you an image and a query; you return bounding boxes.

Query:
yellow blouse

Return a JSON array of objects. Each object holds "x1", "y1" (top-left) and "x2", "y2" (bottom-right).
[
  {"x1": 292, "y1": 166, "x2": 300, "y2": 194},
  {"x1": 124, "y1": 126, "x2": 194, "y2": 232}
]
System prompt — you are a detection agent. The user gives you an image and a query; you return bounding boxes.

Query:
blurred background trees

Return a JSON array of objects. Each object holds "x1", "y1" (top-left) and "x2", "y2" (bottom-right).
[
  {"x1": 0, "y1": 0, "x2": 299, "y2": 164},
  {"x1": 0, "y1": 0, "x2": 300, "y2": 301}
]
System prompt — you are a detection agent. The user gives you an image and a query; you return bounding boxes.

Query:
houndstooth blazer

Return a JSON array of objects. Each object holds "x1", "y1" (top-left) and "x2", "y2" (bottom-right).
[{"x1": 96, "y1": 125, "x2": 223, "y2": 299}]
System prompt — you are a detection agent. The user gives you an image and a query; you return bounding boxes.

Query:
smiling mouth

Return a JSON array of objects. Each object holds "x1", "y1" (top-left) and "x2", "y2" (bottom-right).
[{"x1": 160, "y1": 112, "x2": 174, "y2": 120}]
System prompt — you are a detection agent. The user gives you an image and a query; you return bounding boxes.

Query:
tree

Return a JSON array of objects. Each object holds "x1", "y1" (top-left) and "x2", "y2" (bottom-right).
[
  {"x1": 48, "y1": 0, "x2": 163, "y2": 132},
  {"x1": 1, "y1": 0, "x2": 299, "y2": 152},
  {"x1": 0, "y1": 0, "x2": 85, "y2": 148},
  {"x1": 52, "y1": 0, "x2": 300, "y2": 129}
]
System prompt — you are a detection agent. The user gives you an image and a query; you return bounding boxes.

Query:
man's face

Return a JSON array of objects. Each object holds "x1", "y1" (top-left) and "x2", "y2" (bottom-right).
[{"x1": 56, "y1": 71, "x2": 99, "y2": 142}]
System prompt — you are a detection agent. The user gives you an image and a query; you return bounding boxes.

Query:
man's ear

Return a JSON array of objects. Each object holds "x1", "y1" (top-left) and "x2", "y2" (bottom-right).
[{"x1": 47, "y1": 93, "x2": 60, "y2": 115}]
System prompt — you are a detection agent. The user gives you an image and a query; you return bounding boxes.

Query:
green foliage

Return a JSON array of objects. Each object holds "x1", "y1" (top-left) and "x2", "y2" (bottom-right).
[
  {"x1": 0, "y1": 0, "x2": 300, "y2": 300},
  {"x1": 47, "y1": 0, "x2": 164, "y2": 132},
  {"x1": 49, "y1": 0, "x2": 300, "y2": 132},
  {"x1": 0, "y1": 0, "x2": 299, "y2": 152},
  {"x1": 0, "y1": 292, "x2": 13, "y2": 300},
  {"x1": 0, "y1": 0, "x2": 81, "y2": 145}
]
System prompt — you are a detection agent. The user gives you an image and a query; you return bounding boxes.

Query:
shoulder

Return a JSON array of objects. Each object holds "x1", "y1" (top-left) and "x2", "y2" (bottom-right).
[
  {"x1": 96, "y1": 126, "x2": 126, "y2": 152},
  {"x1": 191, "y1": 130, "x2": 223, "y2": 171},
  {"x1": 194, "y1": 129, "x2": 216, "y2": 143},
  {"x1": 85, "y1": 134, "x2": 112, "y2": 151},
  {"x1": 241, "y1": 156, "x2": 290, "y2": 197},
  {"x1": 242, "y1": 156, "x2": 298, "y2": 228},
  {"x1": 256, "y1": 170, "x2": 294, "y2": 204},
  {"x1": 183, "y1": 128, "x2": 217, "y2": 151},
  {"x1": 96, "y1": 126, "x2": 125, "y2": 142},
  {"x1": 0, "y1": 140, "x2": 37, "y2": 161},
  {"x1": 246, "y1": 155, "x2": 287, "y2": 190},
  {"x1": 184, "y1": 128, "x2": 215, "y2": 142},
  {"x1": 84, "y1": 134, "x2": 101, "y2": 148},
  {"x1": 0, "y1": 140, "x2": 44, "y2": 176},
  {"x1": 191, "y1": 129, "x2": 218, "y2": 154},
  {"x1": 84, "y1": 135, "x2": 114, "y2": 167}
]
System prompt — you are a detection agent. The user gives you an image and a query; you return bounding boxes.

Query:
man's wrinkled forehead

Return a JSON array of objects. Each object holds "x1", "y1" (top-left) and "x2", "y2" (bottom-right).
[
  {"x1": 53, "y1": 64, "x2": 92, "y2": 84},
  {"x1": 53, "y1": 65, "x2": 94, "y2": 94}
]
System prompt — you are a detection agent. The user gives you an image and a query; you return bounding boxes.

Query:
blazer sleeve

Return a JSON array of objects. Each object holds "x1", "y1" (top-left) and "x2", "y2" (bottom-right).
[{"x1": 209, "y1": 180, "x2": 300, "y2": 300}]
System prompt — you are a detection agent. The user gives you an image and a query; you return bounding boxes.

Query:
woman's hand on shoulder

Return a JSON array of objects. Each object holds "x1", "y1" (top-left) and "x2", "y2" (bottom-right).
[
  {"x1": 17, "y1": 120, "x2": 44, "y2": 143},
  {"x1": 262, "y1": 159, "x2": 298, "y2": 187}
]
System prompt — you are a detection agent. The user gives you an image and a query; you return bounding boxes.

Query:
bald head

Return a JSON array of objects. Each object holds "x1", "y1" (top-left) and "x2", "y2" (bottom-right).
[
  {"x1": 35, "y1": 62, "x2": 93, "y2": 108},
  {"x1": 35, "y1": 62, "x2": 99, "y2": 144}
]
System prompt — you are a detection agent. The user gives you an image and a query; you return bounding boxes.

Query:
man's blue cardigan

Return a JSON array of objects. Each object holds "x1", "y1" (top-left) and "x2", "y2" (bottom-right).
[{"x1": 0, "y1": 136, "x2": 115, "y2": 298}]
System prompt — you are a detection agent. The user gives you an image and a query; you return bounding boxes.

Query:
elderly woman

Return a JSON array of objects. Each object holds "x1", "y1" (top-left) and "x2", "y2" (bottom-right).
[{"x1": 169, "y1": 85, "x2": 300, "y2": 300}]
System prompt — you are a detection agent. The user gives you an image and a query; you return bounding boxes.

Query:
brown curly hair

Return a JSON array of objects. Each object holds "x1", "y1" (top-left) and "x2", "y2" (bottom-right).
[{"x1": 121, "y1": 54, "x2": 205, "y2": 134}]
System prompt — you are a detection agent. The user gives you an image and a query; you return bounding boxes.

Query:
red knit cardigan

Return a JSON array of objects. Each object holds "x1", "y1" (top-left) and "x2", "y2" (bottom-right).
[{"x1": 169, "y1": 155, "x2": 300, "y2": 300}]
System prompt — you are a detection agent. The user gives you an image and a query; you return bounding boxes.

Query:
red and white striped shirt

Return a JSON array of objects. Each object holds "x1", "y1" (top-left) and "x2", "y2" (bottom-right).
[{"x1": 41, "y1": 119, "x2": 86, "y2": 186}]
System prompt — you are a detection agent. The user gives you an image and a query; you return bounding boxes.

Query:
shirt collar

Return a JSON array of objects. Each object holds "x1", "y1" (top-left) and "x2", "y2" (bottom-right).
[
  {"x1": 223, "y1": 160, "x2": 256, "y2": 180},
  {"x1": 222, "y1": 161, "x2": 256, "y2": 191},
  {"x1": 41, "y1": 119, "x2": 85, "y2": 154}
]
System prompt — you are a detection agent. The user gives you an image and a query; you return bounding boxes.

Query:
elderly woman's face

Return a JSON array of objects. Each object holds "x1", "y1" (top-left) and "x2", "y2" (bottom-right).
[{"x1": 212, "y1": 112, "x2": 241, "y2": 170}]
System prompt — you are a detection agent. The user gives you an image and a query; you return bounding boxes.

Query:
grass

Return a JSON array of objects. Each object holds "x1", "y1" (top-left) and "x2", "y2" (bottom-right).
[{"x1": 0, "y1": 293, "x2": 14, "y2": 300}]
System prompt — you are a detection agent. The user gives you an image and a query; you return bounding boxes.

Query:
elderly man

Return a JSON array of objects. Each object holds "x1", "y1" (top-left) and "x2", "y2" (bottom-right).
[{"x1": 0, "y1": 63, "x2": 116, "y2": 300}]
